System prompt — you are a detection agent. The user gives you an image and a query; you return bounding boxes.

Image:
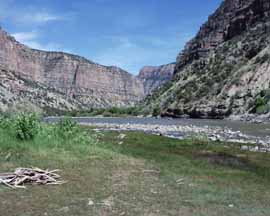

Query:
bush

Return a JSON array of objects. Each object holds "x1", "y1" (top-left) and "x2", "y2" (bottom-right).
[
  {"x1": 103, "y1": 111, "x2": 113, "y2": 117},
  {"x1": 14, "y1": 113, "x2": 40, "y2": 140},
  {"x1": 152, "y1": 107, "x2": 161, "y2": 117},
  {"x1": 57, "y1": 118, "x2": 78, "y2": 138},
  {"x1": 256, "y1": 96, "x2": 265, "y2": 107},
  {"x1": 254, "y1": 90, "x2": 270, "y2": 114}
]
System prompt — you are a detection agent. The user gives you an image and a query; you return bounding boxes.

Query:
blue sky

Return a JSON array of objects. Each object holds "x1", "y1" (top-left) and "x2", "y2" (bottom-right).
[{"x1": 0, "y1": 0, "x2": 222, "y2": 74}]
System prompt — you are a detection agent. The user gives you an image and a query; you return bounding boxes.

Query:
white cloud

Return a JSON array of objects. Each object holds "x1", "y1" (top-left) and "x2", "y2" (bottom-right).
[
  {"x1": 11, "y1": 32, "x2": 38, "y2": 42},
  {"x1": 0, "y1": 1, "x2": 72, "y2": 26},
  {"x1": 23, "y1": 41, "x2": 63, "y2": 51},
  {"x1": 18, "y1": 12, "x2": 66, "y2": 24},
  {"x1": 11, "y1": 31, "x2": 68, "y2": 52}
]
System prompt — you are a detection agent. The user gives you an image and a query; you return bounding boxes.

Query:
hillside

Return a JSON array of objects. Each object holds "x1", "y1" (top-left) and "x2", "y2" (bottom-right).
[{"x1": 144, "y1": 0, "x2": 270, "y2": 119}]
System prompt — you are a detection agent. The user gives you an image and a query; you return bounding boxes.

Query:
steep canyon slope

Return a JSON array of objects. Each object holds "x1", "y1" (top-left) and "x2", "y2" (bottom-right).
[{"x1": 145, "y1": 0, "x2": 270, "y2": 119}]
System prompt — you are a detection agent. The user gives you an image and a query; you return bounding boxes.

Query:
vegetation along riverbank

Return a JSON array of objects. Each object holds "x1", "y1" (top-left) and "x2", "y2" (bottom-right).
[{"x1": 0, "y1": 113, "x2": 270, "y2": 215}]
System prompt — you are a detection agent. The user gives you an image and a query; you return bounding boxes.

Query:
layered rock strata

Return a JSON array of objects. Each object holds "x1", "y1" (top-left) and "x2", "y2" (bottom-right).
[
  {"x1": 145, "y1": 0, "x2": 270, "y2": 119},
  {"x1": 0, "y1": 28, "x2": 144, "y2": 112},
  {"x1": 138, "y1": 63, "x2": 175, "y2": 95}
]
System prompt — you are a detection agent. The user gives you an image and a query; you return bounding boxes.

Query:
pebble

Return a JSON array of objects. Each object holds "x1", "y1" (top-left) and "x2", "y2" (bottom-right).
[
  {"x1": 58, "y1": 207, "x2": 70, "y2": 213},
  {"x1": 150, "y1": 189, "x2": 158, "y2": 194},
  {"x1": 88, "y1": 199, "x2": 94, "y2": 206},
  {"x1": 118, "y1": 134, "x2": 126, "y2": 139}
]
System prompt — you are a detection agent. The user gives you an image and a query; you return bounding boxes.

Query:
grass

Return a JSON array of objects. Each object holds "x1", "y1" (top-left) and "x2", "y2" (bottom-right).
[{"x1": 0, "y1": 122, "x2": 270, "y2": 215}]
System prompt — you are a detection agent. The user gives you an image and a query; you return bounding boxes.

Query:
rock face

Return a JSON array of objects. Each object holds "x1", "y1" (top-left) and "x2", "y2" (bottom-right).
[
  {"x1": 176, "y1": 0, "x2": 270, "y2": 71},
  {"x1": 0, "y1": 67, "x2": 81, "y2": 114},
  {"x1": 0, "y1": 28, "x2": 144, "y2": 113},
  {"x1": 137, "y1": 63, "x2": 175, "y2": 95},
  {"x1": 145, "y1": 0, "x2": 270, "y2": 118}
]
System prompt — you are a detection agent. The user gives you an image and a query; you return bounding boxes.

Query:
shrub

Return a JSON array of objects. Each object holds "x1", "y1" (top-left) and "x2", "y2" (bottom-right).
[
  {"x1": 152, "y1": 107, "x2": 161, "y2": 117},
  {"x1": 103, "y1": 111, "x2": 113, "y2": 117},
  {"x1": 57, "y1": 117, "x2": 78, "y2": 139},
  {"x1": 254, "y1": 90, "x2": 270, "y2": 114},
  {"x1": 256, "y1": 96, "x2": 265, "y2": 107},
  {"x1": 14, "y1": 113, "x2": 40, "y2": 140}
]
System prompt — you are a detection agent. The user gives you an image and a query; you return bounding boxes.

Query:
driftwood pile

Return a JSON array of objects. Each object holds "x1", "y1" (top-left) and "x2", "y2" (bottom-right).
[{"x1": 0, "y1": 168, "x2": 65, "y2": 189}]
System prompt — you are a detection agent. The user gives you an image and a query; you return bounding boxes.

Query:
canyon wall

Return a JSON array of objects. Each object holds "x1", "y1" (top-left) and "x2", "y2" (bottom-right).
[
  {"x1": 145, "y1": 0, "x2": 270, "y2": 119},
  {"x1": 138, "y1": 63, "x2": 175, "y2": 96},
  {"x1": 0, "y1": 28, "x2": 144, "y2": 112}
]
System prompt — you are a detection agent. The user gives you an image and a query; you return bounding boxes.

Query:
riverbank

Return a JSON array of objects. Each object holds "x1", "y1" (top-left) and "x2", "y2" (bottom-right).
[
  {"x1": 91, "y1": 123, "x2": 270, "y2": 152},
  {"x1": 1, "y1": 124, "x2": 270, "y2": 215},
  {"x1": 45, "y1": 117, "x2": 270, "y2": 152},
  {"x1": 228, "y1": 113, "x2": 270, "y2": 124}
]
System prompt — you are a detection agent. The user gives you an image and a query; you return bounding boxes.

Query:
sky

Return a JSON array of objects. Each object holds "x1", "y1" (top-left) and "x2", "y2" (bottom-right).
[{"x1": 0, "y1": 0, "x2": 222, "y2": 74}]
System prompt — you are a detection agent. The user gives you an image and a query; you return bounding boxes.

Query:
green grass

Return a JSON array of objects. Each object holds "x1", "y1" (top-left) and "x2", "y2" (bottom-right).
[{"x1": 0, "y1": 123, "x2": 270, "y2": 215}]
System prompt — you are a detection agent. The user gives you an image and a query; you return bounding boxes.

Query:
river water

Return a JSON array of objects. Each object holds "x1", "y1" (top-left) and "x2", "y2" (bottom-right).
[{"x1": 45, "y1": 117, "x2": 270, "y2": 150}]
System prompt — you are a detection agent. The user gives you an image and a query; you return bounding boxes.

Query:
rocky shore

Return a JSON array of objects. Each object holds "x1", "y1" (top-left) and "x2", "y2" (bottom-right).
[
  {"x1": 84, "y1": 122, "x2": 270, "y2": 152},
  {"x1": 228, "y1": 113, "x2": 270, "y2": 124}
]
